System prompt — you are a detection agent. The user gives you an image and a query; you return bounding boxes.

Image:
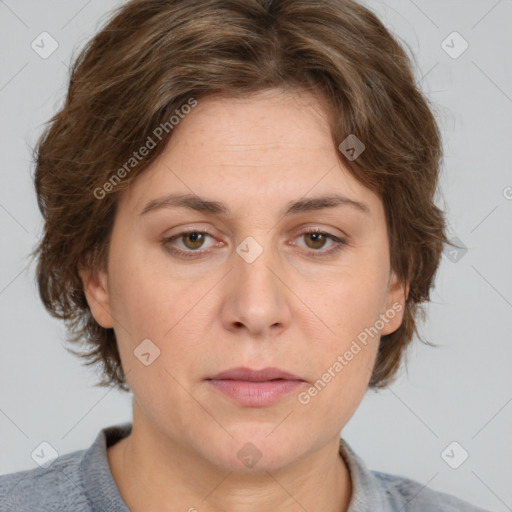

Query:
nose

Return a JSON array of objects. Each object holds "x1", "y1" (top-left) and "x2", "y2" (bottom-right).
[{"x1": 220, "y1": 238, "x2": 292, "y2": 338}]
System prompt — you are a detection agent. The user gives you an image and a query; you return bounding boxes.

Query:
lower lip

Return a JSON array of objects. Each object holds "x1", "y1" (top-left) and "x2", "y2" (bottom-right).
[{"x1": 207, "y1": 379, "x2": 303, "y2": 407}]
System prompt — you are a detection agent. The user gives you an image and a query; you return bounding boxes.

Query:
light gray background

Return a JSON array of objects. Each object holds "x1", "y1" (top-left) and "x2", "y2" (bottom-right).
[{"x1": 1, "y1": 1, "x2": 511, "y2": 510}]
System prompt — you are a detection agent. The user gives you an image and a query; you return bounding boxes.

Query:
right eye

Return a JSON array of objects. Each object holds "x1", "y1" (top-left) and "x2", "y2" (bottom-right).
[{"x1": 162, "y1": 230, "x2": 220, "y2": 258}]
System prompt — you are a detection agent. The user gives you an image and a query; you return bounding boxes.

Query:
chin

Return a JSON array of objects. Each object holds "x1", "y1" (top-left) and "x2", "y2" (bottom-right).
[{"x1": 198, "y1": 424, "x2": 310, "y2": 474}]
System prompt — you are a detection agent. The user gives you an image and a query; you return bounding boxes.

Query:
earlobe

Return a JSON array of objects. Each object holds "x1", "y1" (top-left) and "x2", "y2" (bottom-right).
[
  {"x1": 78, "y1": 265, "x2": 114, "y2": 329},
  {"x1": 381, "y1": 272, "x2": 408, "y2": 336}
]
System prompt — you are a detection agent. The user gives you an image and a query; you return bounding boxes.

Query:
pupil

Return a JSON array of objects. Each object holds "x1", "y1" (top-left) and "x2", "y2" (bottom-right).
[
  {"x1": 184, "y1": 232, "x2": 204, "y2": 249},
  {"x1": 308, "y1": 232, "x2": 325, "y2": 249}
]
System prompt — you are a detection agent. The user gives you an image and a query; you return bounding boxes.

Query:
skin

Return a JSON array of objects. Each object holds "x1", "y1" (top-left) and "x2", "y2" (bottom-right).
[{"x1": 80, "y1": 88, "x2": 406, "y2": 512}]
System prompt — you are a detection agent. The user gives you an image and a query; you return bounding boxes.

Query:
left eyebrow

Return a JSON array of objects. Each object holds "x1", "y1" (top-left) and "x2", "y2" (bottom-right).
[{"x1": 139, "y1": 193, "x2": 370, "y2": 217}]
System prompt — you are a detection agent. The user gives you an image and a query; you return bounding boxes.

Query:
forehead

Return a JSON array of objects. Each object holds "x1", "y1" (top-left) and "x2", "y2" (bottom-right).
[{"x1": 120, "y1": 89, "x2": 379, "y2": 216}]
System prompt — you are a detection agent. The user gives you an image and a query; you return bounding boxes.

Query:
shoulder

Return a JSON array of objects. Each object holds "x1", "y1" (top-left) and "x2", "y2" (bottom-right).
[
  {"x1": 372, "y1": 470, "x2": 491, "y2": 512},
  {"x1": 339, "y1": 438, "x2": 490, "y2": 512},
  {"x1": 0, "y1": 449, "x2": 92, "y2": 511},
  {"x1": 0, "y1": 423, "x2": 131, "y2": 512}
]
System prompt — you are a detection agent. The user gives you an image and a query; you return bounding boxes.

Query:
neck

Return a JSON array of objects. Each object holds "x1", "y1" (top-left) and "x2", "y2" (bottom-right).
[{"x1": 108, "y1": 412, "x2": 352, "y2": 512}]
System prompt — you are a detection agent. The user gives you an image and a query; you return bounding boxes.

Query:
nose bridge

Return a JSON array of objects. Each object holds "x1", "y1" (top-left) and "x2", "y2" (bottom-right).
[
  {"x1": 235, "y1": 234, "x2": 280, "y2": 303},
  {"x1": 223, "y1": 233, "x2": 290, "y2": 335}
]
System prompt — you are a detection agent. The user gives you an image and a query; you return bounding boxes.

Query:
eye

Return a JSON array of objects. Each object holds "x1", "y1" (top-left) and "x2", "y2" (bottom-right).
[
  {"x1": 293, "y1": 229, "x2": 347, "y2": 257},
  {"x1": 162, "y1": 228, "x2": 347, "y2": 259},
  {"x1": 162, "y1": 230, "x2": 217, "y2": 257},
  {"x1": 177, "y1": 231, "x2": 210, "y2": 250},
  {"x1": 301, "y1": 231, "x2": 331, "y2": 250}
]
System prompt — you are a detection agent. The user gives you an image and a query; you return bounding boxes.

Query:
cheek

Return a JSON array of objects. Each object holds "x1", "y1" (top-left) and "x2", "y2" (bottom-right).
[
  {"x1": 107, "y1": 248, "x2": 218, "y2": 373},
  {"x1": 314, "y1": 262, "x2": 390, "y2": 345},
  {"x1": 294, "y1": 261, "x2": 388, "y2": 412},
  {"x1": 107, "y1": 240, "x2": 178, "y2": 335},
  {"x1": 296, "y1": 298, "x2": 381, "y2": 431}
]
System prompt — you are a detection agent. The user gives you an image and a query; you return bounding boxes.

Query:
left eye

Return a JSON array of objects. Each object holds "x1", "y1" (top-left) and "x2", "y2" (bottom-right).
[{"x1": 297, "y1": 231, "x2": 336, "y2": 250}]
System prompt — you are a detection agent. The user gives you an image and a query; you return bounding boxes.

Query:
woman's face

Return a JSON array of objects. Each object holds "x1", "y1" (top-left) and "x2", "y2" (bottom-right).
[{"x1": 83, "y1": 88, "x2": 405, "y2": 472}]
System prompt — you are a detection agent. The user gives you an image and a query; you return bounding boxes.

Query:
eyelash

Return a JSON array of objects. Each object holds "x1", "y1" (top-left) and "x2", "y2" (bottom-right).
[{"x1": 162, "y1": 229, "x2": 347, "y2": 259}]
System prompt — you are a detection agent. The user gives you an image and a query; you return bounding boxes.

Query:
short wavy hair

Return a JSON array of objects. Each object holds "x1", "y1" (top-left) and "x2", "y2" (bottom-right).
[{"x1": 31, "y1": 0, "x2": 446, "y2": 392}]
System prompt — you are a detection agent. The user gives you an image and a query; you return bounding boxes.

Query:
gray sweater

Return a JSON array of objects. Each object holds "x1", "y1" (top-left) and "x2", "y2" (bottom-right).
[{"x1": 0, "y1": 423, "x2": 489, "y2": 511}]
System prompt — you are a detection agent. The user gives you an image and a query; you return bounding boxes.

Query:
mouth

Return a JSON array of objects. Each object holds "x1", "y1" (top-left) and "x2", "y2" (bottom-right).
[
  {"x1": 206, "y1": 367, "x2": 305, "y2": 407},
  {"x1": 208, "y1": 366, "x2": 304, "y2": 382}
]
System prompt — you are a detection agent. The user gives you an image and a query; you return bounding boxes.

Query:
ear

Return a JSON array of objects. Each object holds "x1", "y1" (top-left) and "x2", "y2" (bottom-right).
[
  {"x1": 380, "y1": 271, "x2": 409, "y2": 336},
  {"x1": 78, "y1": 264, "x2": 114, "y2": 329}
]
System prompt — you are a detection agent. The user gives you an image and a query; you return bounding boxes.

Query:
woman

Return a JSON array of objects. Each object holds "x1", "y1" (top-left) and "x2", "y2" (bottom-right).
[{"x1": 0, "y1": 0, "x2": 489, "y2": 510}]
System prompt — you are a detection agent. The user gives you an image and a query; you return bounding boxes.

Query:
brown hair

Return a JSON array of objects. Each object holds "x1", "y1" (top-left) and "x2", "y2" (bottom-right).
[{"x1": 31, "y1": 0, "x2": 446, "y2": 392}]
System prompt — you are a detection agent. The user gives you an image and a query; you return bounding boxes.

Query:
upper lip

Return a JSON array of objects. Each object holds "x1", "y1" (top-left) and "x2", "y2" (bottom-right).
[{"x1": 208, "y1": 367, "x2": 304, "y2": 382}]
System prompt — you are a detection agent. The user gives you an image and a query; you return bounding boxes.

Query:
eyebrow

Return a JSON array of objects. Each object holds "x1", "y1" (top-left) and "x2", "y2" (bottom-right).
[{"x1": 139, "y1": 193, "x2": 370, "y2": 217}]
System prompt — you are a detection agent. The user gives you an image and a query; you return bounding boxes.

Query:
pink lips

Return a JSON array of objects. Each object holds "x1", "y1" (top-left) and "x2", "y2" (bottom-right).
[{"x1": 206, "y1": 367, "x2": 305, "y2": 407}]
